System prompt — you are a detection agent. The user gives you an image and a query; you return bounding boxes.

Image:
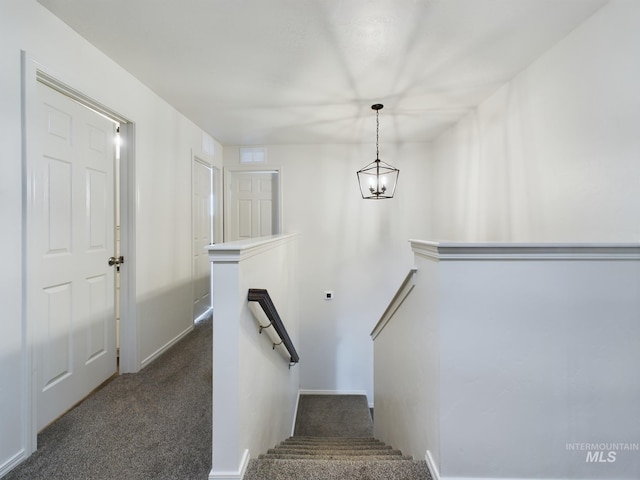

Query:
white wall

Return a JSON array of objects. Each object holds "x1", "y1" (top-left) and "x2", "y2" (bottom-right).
[
  {"x1": 373, "y1": 262, "x2": 440, "y2": 468},
  {"x1": 0, "y1": 1, "x2": 223, "y2": 474},
  {"x1": 224, "y1": 143, "x2": 431, "y2": 402},
  {"x1": 374, "y1": 1, "x2": 640, "y2": 478},
  {"x1": 209, "y1": 235, "x2": 300, "y2": 477},
  {"x1": 438, "y1": 250, "x2": 640, "y2": 480},
  {"x1": 374, "y1": 242, "x2": 640, "y2": 480},
  {"x1": 430, "y1": 0, "x2": 640, "y2": 243}
]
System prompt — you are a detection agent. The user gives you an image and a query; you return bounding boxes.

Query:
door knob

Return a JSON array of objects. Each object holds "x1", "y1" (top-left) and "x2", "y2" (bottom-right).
[{"x1": 108, "y1": 256, "x2": 124, "y2": 267}]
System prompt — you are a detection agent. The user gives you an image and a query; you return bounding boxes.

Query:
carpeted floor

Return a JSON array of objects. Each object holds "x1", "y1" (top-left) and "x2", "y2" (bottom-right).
[{"x1": 5, "y1": 316, "x2": 212, "y2": 480}]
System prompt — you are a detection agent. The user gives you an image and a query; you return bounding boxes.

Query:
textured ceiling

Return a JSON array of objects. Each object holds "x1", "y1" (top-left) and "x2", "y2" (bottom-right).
[{"x1": 38, "y1": 0, "x2": 606, "y2": 145}]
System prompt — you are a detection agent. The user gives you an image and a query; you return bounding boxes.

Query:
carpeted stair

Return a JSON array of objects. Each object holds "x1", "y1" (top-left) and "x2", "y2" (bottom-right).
[
  {"x1": 243, "y1": 395, "x2": 431, "y2": 480},
  {"x1": 243, "y1": 436, "x2": 431, "y2": 479}
]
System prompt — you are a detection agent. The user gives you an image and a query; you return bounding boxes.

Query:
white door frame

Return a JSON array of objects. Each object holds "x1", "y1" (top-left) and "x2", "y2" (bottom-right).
[
  {"x1": 193, "y1": 155, "x2": 222, "y2": 244},
  {"x1": 223, "y1": 167, "x2": 282, "y2": 242},
  {"x1": 191, "y1": 154, "x2": 219, "y2": 322},
  {"x1": 21, "y1": 52, "x2": 137, "y2": 454}
]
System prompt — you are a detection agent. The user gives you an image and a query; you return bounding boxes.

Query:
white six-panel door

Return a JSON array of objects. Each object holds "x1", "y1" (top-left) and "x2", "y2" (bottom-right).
[
  {"x1": 31, "y1": 82, "x2": 117, "y2": 431},
  {"x1": 227, "y1": 171, "x2": 278, "y2": 241}
]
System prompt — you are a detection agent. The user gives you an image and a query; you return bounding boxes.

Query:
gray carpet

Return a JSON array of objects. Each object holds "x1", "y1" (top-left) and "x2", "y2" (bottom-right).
[
  {"x1": 245, "y1": 394, "x2": 432, "y2": 480},
  {"x1": 293, "y1": 394, "x2": 374, "y2": 437},
  {"x1": 5, "y1": 316, "x2": 212, "y2": 480}
]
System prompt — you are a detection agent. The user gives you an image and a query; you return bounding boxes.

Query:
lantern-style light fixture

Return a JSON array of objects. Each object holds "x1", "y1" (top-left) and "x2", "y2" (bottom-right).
[{"x1": 356, "y1": 104, "x2": 399, "y2": 199}]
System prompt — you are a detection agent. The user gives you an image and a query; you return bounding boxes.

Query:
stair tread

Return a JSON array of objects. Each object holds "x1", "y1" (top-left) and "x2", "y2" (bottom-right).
[
  {"x1": 281, "y1": 441, "x2": 388, "y2": 447},
  {"x1": 285, "y1": 436, "x2": 380, "y2": 442},
  {"x1": 269, "y1": 448, "x2": 403, "y2": 455},
  {"x1": 281, "y1": 441, "x2": 386, "y2": 447},
  {"x1": 244, "y1": 458, "x2": 431, "y2": 480},
  {"x1": 260, "y1": 454, "x2": 413, "y2": 461}
]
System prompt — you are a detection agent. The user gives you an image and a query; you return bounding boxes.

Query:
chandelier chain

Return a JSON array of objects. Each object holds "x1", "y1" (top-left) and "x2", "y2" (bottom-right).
[{"x1": 376, "y1": 108, "x2": 380, "y2": 160}]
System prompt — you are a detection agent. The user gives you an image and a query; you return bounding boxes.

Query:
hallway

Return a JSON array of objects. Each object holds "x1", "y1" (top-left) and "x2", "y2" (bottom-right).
[{"x1": 5, "y1": 317, "x2": 212, "y2": 480}]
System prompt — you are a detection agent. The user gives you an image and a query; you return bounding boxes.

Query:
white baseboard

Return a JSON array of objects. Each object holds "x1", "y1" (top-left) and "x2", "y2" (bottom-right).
[
  {"x1": 298, "y1": 389, "x2": 373, "y2": 408},
  {"x1": 291, "y1": 391, "x2": 301, "y2": 436},
  {"x1": 208, "y1": 449, "x2": 250, "y2": 480},
  {"x1": 0, "y1": 449, "x2": 27, "y2": 478},
  {"x1": 429, "y1": 464, "x2": 570, "y2": 480},
  {"x1": 425, "y1": 450, "x2": 440, "y2": 480},
  {"x1": 424, "y1": 449, "x2": 580, "y2": 480},
  {"x1": 140, "y1": 325, "x2": 194, "y2": 368},
  {"x1": 439, "y1": 478, "x2": 570, "y2": 480}
]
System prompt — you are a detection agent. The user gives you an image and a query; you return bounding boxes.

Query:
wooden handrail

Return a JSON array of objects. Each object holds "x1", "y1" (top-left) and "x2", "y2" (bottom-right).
[{"x1": 248, "y1": 288, "x2": 300, "y2": 365}]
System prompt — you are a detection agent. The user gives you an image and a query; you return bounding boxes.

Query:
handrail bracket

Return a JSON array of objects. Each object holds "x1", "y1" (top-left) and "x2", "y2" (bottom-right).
[{"x1": 248, "y1": 288, "x2": 300, "y2": 366}]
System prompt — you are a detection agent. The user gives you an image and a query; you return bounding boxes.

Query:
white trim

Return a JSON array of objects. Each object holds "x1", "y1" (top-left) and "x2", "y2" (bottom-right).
[
  {"x1": 425, "y1": 450, "x2": 440, "y2": 480},
  {"x1": 208, "y1": 449, "x2": 250, "y2": 480},
  {"x1": 191, "y1": 153, "x2": 214, "y2": 324},
  {"x1": 410, "y1": 240, "x2": 442, "y2": 261},
  {"x1": 207, "y1": 233, "x2": 298, "y2": 263},
  {"x1": 370, "y1": 268, "x2": 417, "y2": 340},
  {"x1": 22, "y1": 50, "x2": 52, "y2": 457},
  {"x1": 117, "y1": 121, "x2": 138, "y2": 373},
  {"x1": 291, "y1": 390, "x2": 301, "y2": 436},
  {"x1": 20, "y1": 51, "x2": 36, "y2": 458},
  {"x1": 36, "y1": 71, "x2": 129, "y2": 124},
  {"x1": 211, "y1": 165, "x2": 223, "y2": 245},
  {"x1": 411, "y1": 239, "x2": 640, "y2": 261},
  {"x1": 194, "y1": 307, "x2": 213, "y2": 324},
  {"x1": 0, "y1": 450, "x2": 27, "y2": 478},
  {"x1": 140, "y1": 325, "x2": 194, "y2": 368},
  {"x1": 439, "y1": 477, "x2": 571, "y2": 480}
]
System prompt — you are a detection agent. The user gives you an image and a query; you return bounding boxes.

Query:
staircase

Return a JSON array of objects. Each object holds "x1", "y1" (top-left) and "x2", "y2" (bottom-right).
[
  {"x1": 243, "y1": 436, "x2": 431, "y2": 479},
  {"x1": 243, "y1": 394, "x2": 431, "y2": 480}
]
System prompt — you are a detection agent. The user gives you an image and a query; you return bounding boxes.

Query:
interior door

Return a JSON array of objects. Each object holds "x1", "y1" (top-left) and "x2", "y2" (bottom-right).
[
  {"x1": 192, "y1": 159, "x2": 213, "y2": 320},
  {"x1": 31, "y1": 82, "x2": 118, "y2": 431},
  {"x1": 227, "y1": 171, "x2": 279, "y2": 241}
]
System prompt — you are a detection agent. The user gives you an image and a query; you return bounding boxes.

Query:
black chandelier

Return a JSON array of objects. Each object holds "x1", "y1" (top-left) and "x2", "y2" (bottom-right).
[{"x1": 356, "y1": 104, "x2": 399, "y2": 199}]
